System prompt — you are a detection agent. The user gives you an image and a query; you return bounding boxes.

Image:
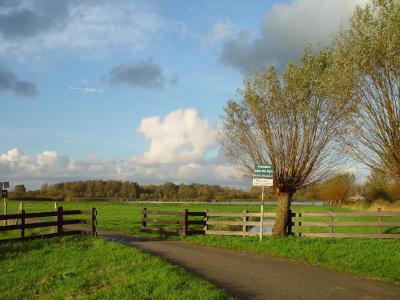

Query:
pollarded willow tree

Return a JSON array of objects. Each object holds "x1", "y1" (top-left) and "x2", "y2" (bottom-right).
[
  {"x1": 221, "y1": 48, "x2": 355, "y2": 236},
  {"x1": 337, "y1": 0, "x2": 400, "y2": 180}
]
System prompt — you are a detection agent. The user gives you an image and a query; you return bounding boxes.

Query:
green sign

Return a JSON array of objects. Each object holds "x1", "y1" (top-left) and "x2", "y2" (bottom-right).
[{"x1": 253, "y1": 164, "x2": 273, "y2": 178}]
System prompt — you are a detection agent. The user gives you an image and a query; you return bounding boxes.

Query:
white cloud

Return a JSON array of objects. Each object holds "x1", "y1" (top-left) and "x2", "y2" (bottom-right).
[
  {"x1": 0, "y1": 109, "x2": 242, "y2": 188},
  {"x1": 68, "y1": 86, "x2": 104, "y2": 93},
  {"x1": 202, "y1": 20, "x2": 234, "y2": 47},
  {"x1": 220, "y1": 0, "x2": 369, "y2": 71},
  {"x1": 0, "y1": 1, "x2": 164, "y2": 58},
  {"x1": 135, "y1": 108, "x2": 218, "y2": 164}
]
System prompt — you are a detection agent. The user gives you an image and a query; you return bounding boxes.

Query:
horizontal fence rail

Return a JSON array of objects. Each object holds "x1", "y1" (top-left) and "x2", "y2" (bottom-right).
[
  {"x1": 141, "y1": 208, "x2": 206, "y2": 236},
  {"x1": 294, "y1": 209, "x2": 400, "y2": 239},
  {"x1": 0, "y1": 206, "x2": 97, "y2": 243},
  {"x1": 204, "y1": 210, "x2": 277, "y2": 237},
  {"x1": 140, "y1": 208, "x2": 400, "y2": 239}
]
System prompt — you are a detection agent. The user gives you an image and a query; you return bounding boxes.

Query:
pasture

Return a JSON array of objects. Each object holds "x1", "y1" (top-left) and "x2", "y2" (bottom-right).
[{"x1": 1, "y1": 200, "x2": 400, "y2": 284}]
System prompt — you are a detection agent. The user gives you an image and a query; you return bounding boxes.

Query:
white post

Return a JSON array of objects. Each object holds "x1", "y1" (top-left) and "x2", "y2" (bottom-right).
[{"x1": 259, "y1": 186, "x2": 264, "y2": 242}]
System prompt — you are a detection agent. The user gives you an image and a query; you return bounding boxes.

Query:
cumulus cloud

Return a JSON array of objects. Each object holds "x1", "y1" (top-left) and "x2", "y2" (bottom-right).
[
  {"x1": 136, "y1": 108, "x2": 218, "y2": 164},
  {"x1": 0, "y1": 65, "x2": 38, "y2": 97},
  {"x1": 220, "y1": 0, "x2": 369, "y2": 72},
  {"x1": 109, "y1": 59, "x2": 174, "y2": 90},
  {"x1": 0, "y1": 109, "x2": 241, "y2": 188},
  {"x1": 0, "y1": 0, "x2": 164, "y2": 57}
]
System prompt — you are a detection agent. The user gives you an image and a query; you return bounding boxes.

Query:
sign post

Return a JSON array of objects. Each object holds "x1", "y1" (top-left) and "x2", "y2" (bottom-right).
[
  {"x1": 253, "y1": 164, "x2": 273, "y2": 242},
  {"x1": 1, "y1": 181, "x2": 9, "y2": 226}
]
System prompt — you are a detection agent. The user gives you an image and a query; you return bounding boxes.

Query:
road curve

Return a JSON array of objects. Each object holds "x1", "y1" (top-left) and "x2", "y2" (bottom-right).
[{"x1": 102, "y1": 232, "x2": 400, "y2": 300}]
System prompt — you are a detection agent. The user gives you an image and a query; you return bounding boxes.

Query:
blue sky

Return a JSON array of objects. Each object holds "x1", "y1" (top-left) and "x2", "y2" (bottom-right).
[{"x1": 0, "y1": 0, "x2": 368, "y2": 188}]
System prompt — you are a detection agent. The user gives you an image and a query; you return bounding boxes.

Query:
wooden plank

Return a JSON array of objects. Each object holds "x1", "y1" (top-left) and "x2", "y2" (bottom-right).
[
  {"x1": 0, "y1": 210, "x2": 88, "y2": 221},
  {"x1": 0, "y1": 230, "x2": 83, "y2": 244},
  {"x1": 300, "y1": 232, "x2": 400, "y2": 239},
  {"x1": 207, "y1": 220, "x2": 275, "y2": 226},
  {"x1": 333, "y1": 221, "x2": 400, "y2": 227},
  {"x1": 300, "y1": 211, "x2": 400, "y2": 217},
  {"x1": 0, "y1": 219, "x2": 87, "y2": 231},
  {"x1": 188, "y1": 212, "x2": 206, "y2": 216},
  {"x1": 206, "y1": 212, "x2": 243, "y2": 217},
  {"x1": 144, "y1": 210, "x2": 184, "y2": 216},
  {"x1": 205, "y1": 230, "x2": 259, "y2": 237},
  {"x1": 188, "y1": 220, "x2": 205, "y2": 225},
  {"x1": 292, "y1": 221, "x2": 400, "y2": 227},
  {"x1": 141, "y1": 217, "x2": 183, "y2": 225},
  {"x1": 292, "y1": 222, "x2": 328, "y2": 227},
  {"x1": 244, "y1": 212, "x2": 276, "y2": 217}
]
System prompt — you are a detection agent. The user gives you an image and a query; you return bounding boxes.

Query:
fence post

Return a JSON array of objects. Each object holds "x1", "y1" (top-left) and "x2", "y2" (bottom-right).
[
  {"x1": 91, "y1": 207, "x2": 97, "y2": 237},
  {"x1": 3, "y1": 198, "x2": 7, "y2": 226},
  {"x1": 377, "y1": 208, "x2": 382, "y2": 238},
  {"x1": 242, "y1": 210, "x2": 248, "y2": 237},
  {"x1": 53, "y1": 202, "x2": 58, "y2": 233},
  {"x1": 141, "y1": 207, "x2": 147, "y2": 230},
  {"x1": 57, "y1": 206, "x2": 64, "y2": 234},
  {"x1": 329, "y1": 210, "x2": 333, "y2": 239},
  {"x1": 204, "y1": 209, "x2": 208, "y2": 234},
  {"x1": 297, "y1": 212, "x2": 302, "y2": 237},
  {"x1": 288, "y1": 209, "x2": 293, "y2": 236},
  {"x1": 20, "y1": 209, "x2": 25, "y2": 239},
  {"x1": 182, "y1": 209, "x2": 188, "y2": 236},
  {"x1": 16, "y1": 202, "x2": 24, "y2": 225}
]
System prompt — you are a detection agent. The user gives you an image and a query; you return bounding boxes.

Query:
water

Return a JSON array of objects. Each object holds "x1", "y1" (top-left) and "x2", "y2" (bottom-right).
[
  {"x1": 131, "y1": 200, "x2": 324, "y2": 206},
  {"x1": 249, "y1": 225, "x2": 273, "y2": 234}
]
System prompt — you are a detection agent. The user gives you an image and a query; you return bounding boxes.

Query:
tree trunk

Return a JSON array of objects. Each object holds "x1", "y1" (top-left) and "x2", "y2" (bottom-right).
[{"x1": 272, "y1": 192, "x2": 292, "y2": 236}]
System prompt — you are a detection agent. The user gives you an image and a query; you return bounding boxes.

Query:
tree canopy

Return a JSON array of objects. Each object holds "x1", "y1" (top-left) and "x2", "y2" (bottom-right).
[{"x1": 222, "y1": 48, "x2": 354, "y2": 235}]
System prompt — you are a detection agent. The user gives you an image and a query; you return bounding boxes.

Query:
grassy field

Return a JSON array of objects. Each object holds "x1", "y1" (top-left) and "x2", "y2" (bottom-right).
[
  {"x1": 1, "y1": 200, "x2": 354, "y2": 236},
  {"x1": 2, "y1": 200, "x2": 400, "y2": 284},
  {"x1": 0, "y1": 236, "x2": 232, "y2": 300}
]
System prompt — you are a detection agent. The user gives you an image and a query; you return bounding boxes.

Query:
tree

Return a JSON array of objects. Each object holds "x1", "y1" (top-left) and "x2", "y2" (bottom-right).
[
  {"x1": 14, "y1": 184, "x2": 26, "y2": 196},
  {"x1": 319, "y1": 173, "x2": 355, "y2": 205},
  {"x1": 337, "y1": 0, "x2": 400, "y2": 180},
  {"x1": 221, "y1": 48, "x2": 354, "y2": 236}
]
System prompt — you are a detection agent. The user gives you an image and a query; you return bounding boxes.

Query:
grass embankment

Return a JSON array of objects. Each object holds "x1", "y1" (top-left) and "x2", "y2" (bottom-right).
[
  {"x1": 182, "y1": 235, "x2": 400, "y2": 284},
  {"x1": 2, "y1": 201, "x2": 400, "y2": 284},
  {"x1": 0, "y1": 236, "x2": 232, "y2": 300}
]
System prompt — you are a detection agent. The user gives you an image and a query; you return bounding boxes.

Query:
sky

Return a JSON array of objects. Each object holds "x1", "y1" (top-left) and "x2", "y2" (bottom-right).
[{"x1": 0, "y1": 0, "x2": 369, "y2": 189}]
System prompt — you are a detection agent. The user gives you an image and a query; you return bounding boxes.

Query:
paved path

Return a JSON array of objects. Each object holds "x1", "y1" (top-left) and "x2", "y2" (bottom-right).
[{"x1": 99, "y1": 231, "x2": 400, "y2": 300}]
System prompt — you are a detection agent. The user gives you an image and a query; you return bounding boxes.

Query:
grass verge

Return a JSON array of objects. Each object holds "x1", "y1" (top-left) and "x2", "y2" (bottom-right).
[
  {"x1": 180, "y1": 234, "x2": 400, "y2": 284},
  {"x1": 0, "y1": 236, "x2": 233, "y2": 300}
]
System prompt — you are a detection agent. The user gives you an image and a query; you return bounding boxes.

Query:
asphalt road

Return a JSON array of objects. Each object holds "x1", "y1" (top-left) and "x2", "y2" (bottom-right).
[{"x1": 101, "y1": 232, "x2": 400, "y2": 300}]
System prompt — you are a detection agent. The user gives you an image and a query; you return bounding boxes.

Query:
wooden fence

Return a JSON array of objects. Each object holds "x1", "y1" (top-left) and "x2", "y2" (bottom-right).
[
  {"x1": 204, "y1": 210, "x2": 277, "y2": 237},
  {"x1": 140, "y1": 208, "x2": 400, "y2": 239},
  {"x1": 294, "y1": 209, "x2": 400, "y2": 239},
  {"x1": 0, "y1": 206, "x2": 97, "y2": 243},
  {"x1": 141, "y1": 208, "x2": 205, "y2": 236}
]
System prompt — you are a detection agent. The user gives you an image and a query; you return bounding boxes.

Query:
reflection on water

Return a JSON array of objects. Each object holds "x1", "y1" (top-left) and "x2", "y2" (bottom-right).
[
  {"x1": 249, "y1": 225, "x2": 272, "y2": 233},
  {"x1": 132, "y1": 200, "x2": 324, "y2": 206},
  {"x1": 207, "y1": 201, "x2": 324, "y2": 206}
]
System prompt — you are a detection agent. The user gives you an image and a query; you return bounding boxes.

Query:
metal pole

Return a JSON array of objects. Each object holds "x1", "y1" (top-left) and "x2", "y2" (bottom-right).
[{"x1": 259, "y1": 186, "x2": 264, "y2": 242}]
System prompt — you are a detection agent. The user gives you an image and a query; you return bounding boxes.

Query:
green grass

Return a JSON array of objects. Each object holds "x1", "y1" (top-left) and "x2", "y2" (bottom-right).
[
  {"x1": 1, "y1": 200, "x2": 353, "y2": 235},
  {"x1": 0, "y1": 236, "x2": 233, "y2": 300},
  {"x1": 2, "y1": 200, "x2": 400, "y2": 285}
]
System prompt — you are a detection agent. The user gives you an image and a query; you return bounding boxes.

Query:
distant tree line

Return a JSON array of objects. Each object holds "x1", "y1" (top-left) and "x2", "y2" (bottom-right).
[{"x1": 11, "y1": 181, "x2": 259, "y2": 202}]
